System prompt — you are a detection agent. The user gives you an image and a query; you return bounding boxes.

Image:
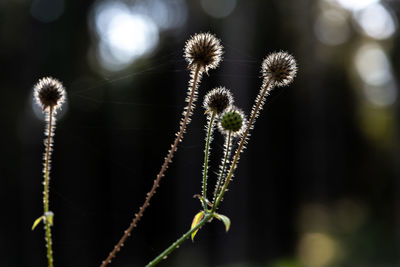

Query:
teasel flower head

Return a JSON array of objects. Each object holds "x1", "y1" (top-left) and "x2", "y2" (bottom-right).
[
  {"x1": 203, "y1": 86, "x2": 233, "y2": 115},
  {"x1": 261, "y1": 51, "x2": 297, "y2": 88},
  {"x1": 184, "y1": 32, "x2": 223, "y2": 74},
  {"x1": 34, "y1": 77, "x2": 66, "y2": 113},
  {"x1": 218, "y1": 106, "x2": 247, "y2": 137}
]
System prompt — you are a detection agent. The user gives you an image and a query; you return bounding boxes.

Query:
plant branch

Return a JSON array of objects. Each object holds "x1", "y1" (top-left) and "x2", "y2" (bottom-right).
[
  {"x1": 202, "y1": 111, "x2": 216, "y2": 210},
  {"x1": 44, "y1": 107, "x2": 54, "y2": 267},
  {"x1": 146, "y1": 213, "x2": 214, "y2": 267},
  {"x1": 213, "y1": 130, "x2": 232, "y2": 204},
  {"x1": 147, "y1": 80, "x2": 273, "y2": 267},
  {"x1": 101, "y1": 66, "x2": 202, "y2": 267},
  {"x1": 213, "y1": 80, "x2": 272, "y2": 211}
]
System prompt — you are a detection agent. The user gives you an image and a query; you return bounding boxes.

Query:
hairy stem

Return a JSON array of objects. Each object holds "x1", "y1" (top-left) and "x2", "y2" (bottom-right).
[
  {"x1": 212, "y1": 130, "x2": 232, "y2": 205},
  {"x1": 146, "y1": 213, "x2": 214, "y2": 267},
  {"x1": 148, "y1": 80, "x2": 274, "y2": 266},
  {"x1": 213, "y1": 80, "x2": 272, "y2": 211},
  {"x1": 101, "y1": 66, "x2": 202, "y2": 267},
  {"x1": 202, "y1": 111, "x2": 216, "y2": 210},
  {"x1": 44, "y1": 107, "x2": 54, "y2": 267}
]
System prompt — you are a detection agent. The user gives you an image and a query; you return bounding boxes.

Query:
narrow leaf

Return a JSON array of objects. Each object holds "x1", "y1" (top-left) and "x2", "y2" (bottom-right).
[
  {"x1": 32, "y1": 216, "x2": 45, "y2": 230},
  {"x1": 190, "y1": 211, "x2": 204, "y2": 241},
  {"x1": 214, "y1": 213, "x2": 231, "y2": 232}
]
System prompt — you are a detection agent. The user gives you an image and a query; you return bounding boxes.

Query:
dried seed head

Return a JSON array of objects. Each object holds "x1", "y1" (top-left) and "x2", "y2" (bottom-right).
[
  {"x1": 184, "y1": 32, "x2": 223, "y2": 74},
  {"x1": 34, "y1": 77, "x2": 66, "y2": 112},
  {"x1": 203, "y1": 87, "x2": 233, "y2": 115},
  {"x1": 218, "y1": 107, "x2": 247, "y2": 137},
  {"x1": 261, "y1": 51, "x2": 297, "y2": 87}
]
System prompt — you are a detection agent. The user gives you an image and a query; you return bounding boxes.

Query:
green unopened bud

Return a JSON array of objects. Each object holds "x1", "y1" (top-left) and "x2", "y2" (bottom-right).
[{"x1": 218, "y1": 107, "x2": 246, "y2": 137}]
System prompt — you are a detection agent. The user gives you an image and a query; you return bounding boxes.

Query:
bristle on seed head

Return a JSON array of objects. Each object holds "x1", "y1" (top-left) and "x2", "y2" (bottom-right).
[
  {"x1": 34, "y1": 77, "x2": 66, "y2": 112},
  {"x1": 184, "y1": 32, "x2": 223, "y2": 74},
  {"x1": 203, "y1": 86, "x2": 233, "y2": 115},
  {"x1": 218, "y1": 106, "x2": 247, "y2": 137},
  {"x1": 261, "y1": 51, "x2": 297, "y2": 87}
]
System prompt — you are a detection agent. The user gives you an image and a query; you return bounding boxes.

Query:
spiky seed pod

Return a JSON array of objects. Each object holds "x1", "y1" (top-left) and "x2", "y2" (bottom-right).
[
  {"x1": 261, "y1": 51, "x2": 297, "y2": 88},
  {"x1": 203, "y1": 87, "x2": 233, "y2": 115},
  {"x1": 34, "y1": 77, "x2": 66, "y2": 112},
  {"x1": 220, "y1": 110, "x2": 242, "y2": 132},
  {"x1": 218, "y1": 107, "x2": 247, "y2": 137},
  {"x1": 184, "y1": 32, "x2": 223, "y2": 74}
]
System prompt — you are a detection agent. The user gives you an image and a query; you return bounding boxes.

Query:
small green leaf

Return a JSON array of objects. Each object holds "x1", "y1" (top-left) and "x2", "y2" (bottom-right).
[
  {"x1": 190, "y1": 211, "x2": 204, "y2": 241},
  {"x1": 45, "y1": 211, "x2": 54, "y2": 226},
  {"x1": 32, "y1": 216, "x2": 45, "y2": 230},
  {"x1": 214, "y1": 213, "x2": 231, "y2": 232}
]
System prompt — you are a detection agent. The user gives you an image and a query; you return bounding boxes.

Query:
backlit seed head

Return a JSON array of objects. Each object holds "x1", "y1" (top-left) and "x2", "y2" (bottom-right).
[
  {"x1": 184, "y1": 32, "x2": 223, "y2": 73},
  {"x1": 218, "y1": 107, "x2": 247, "y2": 137},
  {"x1": 261, "y1": 51, "x2": 297, "y2": 87},
  {"x1": 34, "y1": 77, "x2": 66, "y2": 112},
  {"x1": 203, "y1": 87, "x2": 233, "y2": 115}
]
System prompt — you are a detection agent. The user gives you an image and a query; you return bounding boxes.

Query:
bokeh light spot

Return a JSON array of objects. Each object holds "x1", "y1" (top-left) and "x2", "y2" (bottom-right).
[
  {"x1": 298, "y1": 233, "x2": 339, "y2": 267},
  {"x1": 92, "y1": 1, "x2": 159, "y2": 72},
  {"x1": 334, "y1": 199, "x2": 366, "y2": 232},
  {"x1": 135, "y1": 0, "x2": 188, "y2": 30},
  {"x1": 354, "y1": 44, "x2": 392, "y2": 86},
  {"x1": 363, "y1": 83, "x2": 397, "y2": 107},
  {"x1": 354, "y1": 3, "x2": 397, "y2": 40},
  {"x1": 298, "y1": 204, "x2": 331, "y2": 232},
  {"x1": 333, "y1": 0, "x2": 379, "y2": 11},
  {"x1": 314, "y1": 9, "x2": 351, "y2": 45},
  {"x1": 201, "y1": 0, "x2": 237, "y2": 19}
]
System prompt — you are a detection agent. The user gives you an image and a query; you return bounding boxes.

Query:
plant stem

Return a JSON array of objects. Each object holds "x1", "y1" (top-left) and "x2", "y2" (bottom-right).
[
  {"x1": 147, "y1": 80, "x2": 273, "y2": 267},
  {"x1": 213, "y1": 80, "x2": 272, "y2": 210},
  {"x1": 212, "y1": 130, "x2": 232, "y2": 206},
  {"x1": 101, "y1": 66, "x2": 202, "y2": 267},
  {"x1": 202, "y1": 111, "x2": 216, "y2": 210},
  {"x1": 147, "y1": 80, "x2": 272, "y2": 267},
  {"x1": 44, "y1": 107, "x2": 54, "y2": 267},
  {"x1": 146, "y1": 213, "x2": 214, "y2": 267}
]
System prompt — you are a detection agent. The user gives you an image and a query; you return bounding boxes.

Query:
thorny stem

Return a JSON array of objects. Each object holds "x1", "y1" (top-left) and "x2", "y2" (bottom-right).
[
  {"x1": 213, "y1": 80, "x2": 272, "y2": 211},
  {"x1": 101, "y1": 66, "x2": 202, "y2": 267},
  {"x1": 212, "y1": 130, "x2": 232, "y2": 206},
  {"x1": 202, "y1": 111, "x2": 216, "y2": 210},
  {"x1": 146, "y1": 213, "x2": 214, "y2": 267},
  {"x1": 44, "y1": 107, "x2": 54, "y2": 267}
]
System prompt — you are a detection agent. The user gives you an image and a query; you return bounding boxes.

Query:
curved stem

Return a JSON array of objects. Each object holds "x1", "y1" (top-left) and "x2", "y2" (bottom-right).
[
  {"x1": 146, "y1": 213, "x2": 214, "y2": 267},
  {"x1": 202, "y1": 111, "x2": 216, "y2": 210},
  {"x1": 44, "y1": 107, "x2": 54, "y2": 267},
  {"x1": 213, "y1": 80, "x2": 272, "y2": 210},
  {"x1": 212, "y1": 130, "x2": 232, "y2": 208},
  {"x1": 101, "y1": 66, "x2": 202, "y2": 267}
]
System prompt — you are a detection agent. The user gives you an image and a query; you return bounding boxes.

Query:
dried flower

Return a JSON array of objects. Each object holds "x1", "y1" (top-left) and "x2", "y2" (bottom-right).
[
  {"x1": 184, "y1": 32, "x2": 223, "y2": 74},
  {"x1": 203, "y1": 87, "x2": 233, "y2": 115},
  {"x1": 34, "y1": 77, "x2": 66, "y2": 112},
  {"x1": 261, "y1": 51, "x2": 297, "y2": 88}
]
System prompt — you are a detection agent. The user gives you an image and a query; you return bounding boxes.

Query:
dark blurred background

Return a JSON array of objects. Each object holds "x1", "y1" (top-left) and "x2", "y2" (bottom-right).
[{"x1": 2, "y1": 0, "x2": 400, "y2": 266}]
